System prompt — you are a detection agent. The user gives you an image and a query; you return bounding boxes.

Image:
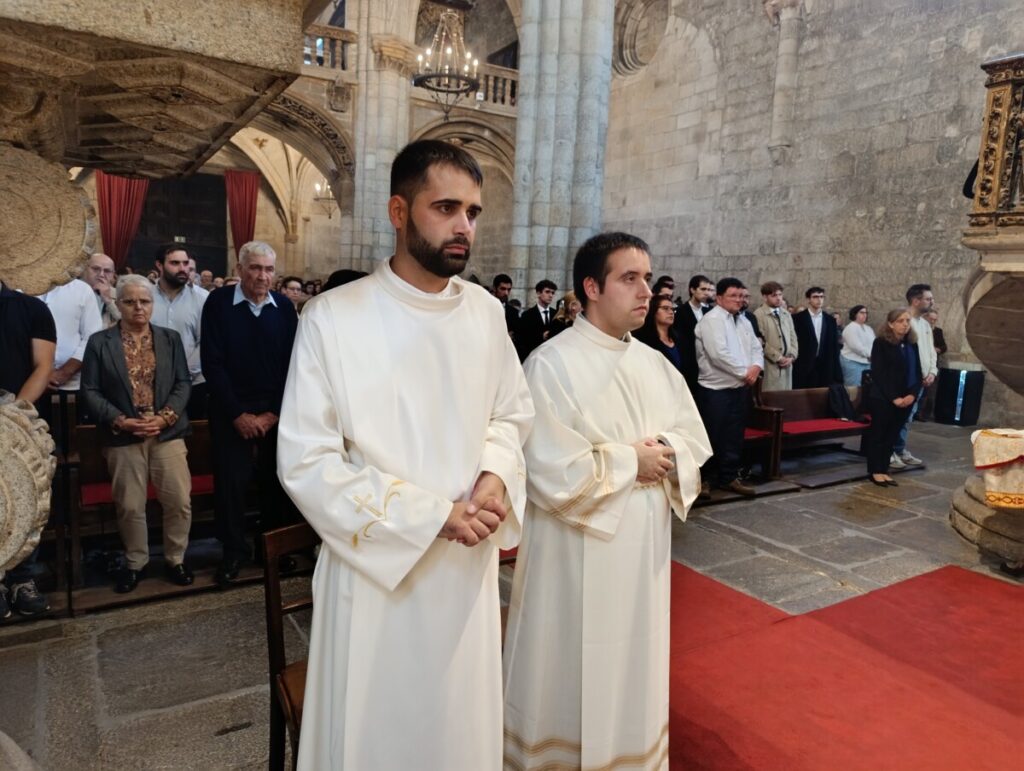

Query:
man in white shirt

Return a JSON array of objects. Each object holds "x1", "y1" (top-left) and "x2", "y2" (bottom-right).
[
  {"x1": 276, "y1": 140, "x2": 532, "y2": 770},
  {"x1": 891, "y1": 283, "x2": 937, "y2": 468},
  {"x1": 37, "y1": 277, "x2": 103, "y2": 393},
  {"x1": 753, "y1": 280, "x2": 798, "y2": 391},
  {"x1": 82, "y1": 253, "x2": 120, "y2": 327},
  {"x1": 695, "y1": 277, "x2": 764, "y2": 496},
  {"x1": 151, "y1": 245, "x2": 210, "y2": 418}
]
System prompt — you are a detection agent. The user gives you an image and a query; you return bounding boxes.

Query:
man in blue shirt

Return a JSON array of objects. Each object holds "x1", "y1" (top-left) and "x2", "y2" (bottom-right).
[{"x1": 200, "y1": 241, "x2": 299, "y2": 586}]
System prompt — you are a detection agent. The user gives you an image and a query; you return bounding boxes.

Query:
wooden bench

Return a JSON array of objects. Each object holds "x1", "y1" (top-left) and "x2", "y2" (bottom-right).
[
  {"x1": 69, "y1": 420, "x2": 215, "y2": 588},
  {"x1": 755, "y1": 384, "x2": 870, "y2": 457}
]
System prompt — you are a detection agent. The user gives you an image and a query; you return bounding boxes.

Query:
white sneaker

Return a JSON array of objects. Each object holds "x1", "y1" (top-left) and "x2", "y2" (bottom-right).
[
  {"x1": 889, "y1": 453, "x2": 906, "y2": 470},
  {"x1": 899, "y1": 450, "x2": 923, "y2": 466}
]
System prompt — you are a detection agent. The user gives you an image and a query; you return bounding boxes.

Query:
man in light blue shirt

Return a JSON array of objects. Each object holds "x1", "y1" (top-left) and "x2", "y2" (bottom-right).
[{"x1": 151, "y1": 244, "x2": 209, "y2": 418}]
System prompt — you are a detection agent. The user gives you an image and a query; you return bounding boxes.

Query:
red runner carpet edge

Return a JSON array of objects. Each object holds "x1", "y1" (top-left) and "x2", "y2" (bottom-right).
[{"x1": 669, "y1": 564, "x2": 1023, "y2": 770}]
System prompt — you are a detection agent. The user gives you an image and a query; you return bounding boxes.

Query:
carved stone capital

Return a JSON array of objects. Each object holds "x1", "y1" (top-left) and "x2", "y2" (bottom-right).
[
  {"x1": 372, "y1": 34, "x2": 418, "y2": 78},
  {"x1": 763, "y1": 0, "x2": 803, "y2": 26}
]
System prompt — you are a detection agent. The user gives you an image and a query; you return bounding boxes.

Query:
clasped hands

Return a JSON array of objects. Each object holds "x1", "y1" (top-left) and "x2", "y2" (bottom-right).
[
  {"x1": 233, "y1": 411, "x2": 278, "y2": 439},
  {"x1": 116, "y1": 414, "x2": 168, "y2": 438},
  {"x1": 633, "y1": 438, "x2": 675, "y2": 484},
  {"x1": 893, "y1": 394, "x2": 916, "y2": 408},
  {"x1": 438, "y1": 471, "x2": 507, "y2": 547}
]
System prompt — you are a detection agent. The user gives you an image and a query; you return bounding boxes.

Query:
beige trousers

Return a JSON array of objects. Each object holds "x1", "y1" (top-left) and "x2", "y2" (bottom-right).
[{"x1": 104, "y1": 438, "x2": 192, "y2": 570}]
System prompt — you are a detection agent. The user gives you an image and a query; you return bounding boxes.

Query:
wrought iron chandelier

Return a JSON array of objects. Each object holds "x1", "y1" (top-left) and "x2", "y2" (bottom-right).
[{"x1": 413, "y1": 9, "x2": 479, "y2": 122}]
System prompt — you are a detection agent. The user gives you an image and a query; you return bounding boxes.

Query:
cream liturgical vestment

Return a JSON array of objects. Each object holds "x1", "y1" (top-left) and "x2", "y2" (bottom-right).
[
  {"x1": 503, "y1": 314, "x2": 711, "y2": 771},
  {"x1": 277, "y1": 260, "x2": 533, "y2": 770}
]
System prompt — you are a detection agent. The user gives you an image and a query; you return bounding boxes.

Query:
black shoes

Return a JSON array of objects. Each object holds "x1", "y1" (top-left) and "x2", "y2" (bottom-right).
[
  {"x1": 697, "y1": 481, "x2": 712, "y2": 501},
  {"x1": 115, "y1": 568, "x2": 145, "y2": 594},
  {"x1": 0, "y1": 586, "x2": 11, "y2": 620},
  {"x1": 215, "y1": 559, "x2": 242, "y2": 588},
  {"x1": 166, "y1": 563, "x2": 194, "y2": 587},
  {"x1": 722, "y1": 479, "x2": 757, "y2": 497}
]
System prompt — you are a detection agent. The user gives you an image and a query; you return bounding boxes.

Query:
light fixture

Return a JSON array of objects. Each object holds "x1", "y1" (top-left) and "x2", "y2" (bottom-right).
[
  {"x1": 413, "y1": 9, "x2": 479, "y2": 122},
  {"x1": 313, "y1": 179, "x2": 336, "y2": 219}
]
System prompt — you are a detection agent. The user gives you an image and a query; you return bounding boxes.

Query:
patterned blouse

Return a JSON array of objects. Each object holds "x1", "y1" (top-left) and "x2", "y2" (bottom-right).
[{"x1": 120, "y1": 325, "x2": 177, "y2": 426}]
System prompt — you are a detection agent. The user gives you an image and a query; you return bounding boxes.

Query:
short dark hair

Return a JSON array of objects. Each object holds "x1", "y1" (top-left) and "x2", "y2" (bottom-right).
[
  {"x1": 716, "y1": 277, "x2": 745, "y2": 296},
  {"x1": 906, "y1": 283, "x2": 931, "y2": 303},
  {"x1": 573, "y1": 231, "x2": 650, "y2": 309},
  {"x1": 493, "y1": 273, "x2": 512, "y2": 288},
  {"x1": 154, "y1": 244, "x2": 187, "y2": 264},
  {"x1": 761, "y1": 281, "x2": 784, "y2": 296},
  {"x1": 653, "y1": 275, "x2": 674, "y2": 293},
  {"x1": 390, "y1": 139, "x2": 483, "y2": 204},
  {"x1": 848, "y1": 304, "x2": 867, "y2": 321},
  {"x1": 805, "y1": 286, "x2": 825, "y2": 298},
  {"x1": 688, "y1": 274, "x2": 713, "y2": 293},
  {"x1": 323, "y1": 269, "x2": 368, "y2": 291},
  {"x1": 281, "y1": 275, "x2": 303, "y2": 289},
  {"x1": 535, "y1": 279, "x2": 557, "y2": 293}
]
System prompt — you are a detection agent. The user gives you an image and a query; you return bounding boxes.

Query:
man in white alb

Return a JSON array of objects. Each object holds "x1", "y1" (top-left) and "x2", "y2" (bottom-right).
[
  {"x1": 503, "y1": 232, "x2": 711, "y2": 770},
  {"x1": 277, "y1": 140, "x2": 533, "y2": 770}
]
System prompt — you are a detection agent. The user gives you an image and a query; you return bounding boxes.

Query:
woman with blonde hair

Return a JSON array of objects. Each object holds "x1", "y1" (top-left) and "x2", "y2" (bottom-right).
[{"x1": 864, "y1": 308, "x2": 922, "y2": 487}]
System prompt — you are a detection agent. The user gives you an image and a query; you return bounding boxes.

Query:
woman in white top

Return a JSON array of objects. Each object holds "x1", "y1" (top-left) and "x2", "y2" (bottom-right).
[{"x1": 840, "y1": 305, "x2": 875, "y2": 386}]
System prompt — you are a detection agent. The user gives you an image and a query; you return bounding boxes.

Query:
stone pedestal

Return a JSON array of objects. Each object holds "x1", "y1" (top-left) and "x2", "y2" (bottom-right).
[{"x1": 950, "y1": 474, "x2": 1024, "y2": 564}]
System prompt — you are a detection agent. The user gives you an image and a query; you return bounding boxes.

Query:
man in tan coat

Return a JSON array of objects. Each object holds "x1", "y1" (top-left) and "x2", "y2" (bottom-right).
[{"x1": 753, "y1": 281, "x2": 798, "y2": 391}]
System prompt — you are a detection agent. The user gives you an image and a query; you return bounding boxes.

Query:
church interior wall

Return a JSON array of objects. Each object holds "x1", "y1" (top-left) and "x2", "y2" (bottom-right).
[{"x1": 602, "y1": 0, "x2": 1024, "y2": 423}]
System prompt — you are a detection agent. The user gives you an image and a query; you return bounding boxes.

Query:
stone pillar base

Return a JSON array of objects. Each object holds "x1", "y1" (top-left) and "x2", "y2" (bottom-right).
[{"x1": 949, "y1": 474, "x2": 1024, "y2": 563}]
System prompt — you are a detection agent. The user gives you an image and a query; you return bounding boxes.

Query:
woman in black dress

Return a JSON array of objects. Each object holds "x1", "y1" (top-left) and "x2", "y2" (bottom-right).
[{"x1": 865, "y1": 308, "x2": 922, "y2": 486}]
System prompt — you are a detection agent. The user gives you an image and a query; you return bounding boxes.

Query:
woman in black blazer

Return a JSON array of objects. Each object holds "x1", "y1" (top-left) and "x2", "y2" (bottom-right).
[
  {"x1": 635, "y1": 295, "x2": 686, "y2": 376},
  {"x1": 865, "y1": 309, "x2": 922, "y2": 486}
]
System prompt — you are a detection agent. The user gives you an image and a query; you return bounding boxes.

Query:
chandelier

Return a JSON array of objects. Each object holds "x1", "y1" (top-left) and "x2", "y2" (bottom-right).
[
  {"x1": 413, "y1": 9, "x2": 479, "y2": 122},
  {"x1": 313, "y1": 178, "x2": 336, "y2": 219}
]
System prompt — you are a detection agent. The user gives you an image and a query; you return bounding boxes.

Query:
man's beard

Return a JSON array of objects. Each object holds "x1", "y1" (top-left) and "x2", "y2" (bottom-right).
[
  {"x1": 406, "y1": 215, "x2": 471, "y2": 278},
  {"x1": 163, "y1": 269, "x2": 188, "y2": 287}
]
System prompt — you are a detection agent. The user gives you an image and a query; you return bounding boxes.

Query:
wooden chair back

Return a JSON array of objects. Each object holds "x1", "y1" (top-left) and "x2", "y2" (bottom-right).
[{"x1": 262, "y1": 522, "x2": 318, "y2": 770}]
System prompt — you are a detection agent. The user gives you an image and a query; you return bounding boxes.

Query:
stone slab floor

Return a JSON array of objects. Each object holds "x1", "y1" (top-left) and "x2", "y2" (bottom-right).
[{"x1": 0, "y1": 422, "x2": 1016, "y2": 769}]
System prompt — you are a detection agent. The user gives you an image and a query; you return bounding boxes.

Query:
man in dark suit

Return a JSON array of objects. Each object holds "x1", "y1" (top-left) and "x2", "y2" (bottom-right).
[
  {"x1": 792, "y1": 286, "x2": 842, "y2": 388},
  {"x1": 200, "y1": 240, "x2": 299, "y2": 586},
  {"x1": 672, "y1": 274, "x2": 715, "y2": 394},
  {"x1": 492, "y1": 273, "x2": 519, "y2": 335},
  {"x1": 515, "y1": 278, "x2": 557, "y2": 361}
]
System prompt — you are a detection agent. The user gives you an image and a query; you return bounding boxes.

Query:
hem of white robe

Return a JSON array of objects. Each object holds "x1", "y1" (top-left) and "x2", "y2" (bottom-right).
[{"x1": 503, "y1": 722, "x2": 668, "y2": 771}]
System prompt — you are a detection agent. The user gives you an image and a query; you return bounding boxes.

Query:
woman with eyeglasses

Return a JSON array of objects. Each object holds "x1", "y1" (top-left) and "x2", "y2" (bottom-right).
[
  {"x1": 81, "y1": 275, "x2": 194, "y2": 593},
  {"x1": 635, "y1": 294, "x2": 685, "y2": 375}
]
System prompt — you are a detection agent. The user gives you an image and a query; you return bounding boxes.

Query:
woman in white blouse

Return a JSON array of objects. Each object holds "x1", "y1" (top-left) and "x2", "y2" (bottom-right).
[{"x1": 840, "y1": 305, "x2": 875, "y2": 386}]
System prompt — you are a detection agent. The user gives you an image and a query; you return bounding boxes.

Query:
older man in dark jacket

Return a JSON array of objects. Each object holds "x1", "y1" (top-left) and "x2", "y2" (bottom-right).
[{"x1": 81, "y1": 274, "x2": 193, "y2": 593}]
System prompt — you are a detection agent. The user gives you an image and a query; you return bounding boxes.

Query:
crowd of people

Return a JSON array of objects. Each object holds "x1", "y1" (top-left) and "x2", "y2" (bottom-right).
[{"x1": 0, "y1": 136, "x2": 955, "y2": 769}]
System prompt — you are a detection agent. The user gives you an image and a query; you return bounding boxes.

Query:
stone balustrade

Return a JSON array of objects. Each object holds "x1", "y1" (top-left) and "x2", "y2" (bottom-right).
[
  {"x1": 303, "y1": 24, "x2": 358, "y2": 74},
  {"x1": 476, "y1": 64, "x2": 519, "y2": 111}
]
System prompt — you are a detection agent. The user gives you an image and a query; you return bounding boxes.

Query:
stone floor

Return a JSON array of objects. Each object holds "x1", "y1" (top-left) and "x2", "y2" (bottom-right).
[{"x1": 0, "y1": 421, "x2": 1014, "y2": 769}]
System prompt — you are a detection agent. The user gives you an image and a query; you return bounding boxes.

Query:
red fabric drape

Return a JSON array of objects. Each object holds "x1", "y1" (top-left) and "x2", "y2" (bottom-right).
[
  {"x1": 225, "y1": 170, "x2": 262, "y2": 258},
  {"x1": 95, "y1": 170, "x2": 150, "y2": 270}
]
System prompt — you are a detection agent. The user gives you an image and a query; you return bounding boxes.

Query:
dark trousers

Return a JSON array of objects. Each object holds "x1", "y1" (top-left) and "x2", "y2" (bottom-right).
[
  {"x1": 697, "y1": 384, "x2": 750, "y2": 486},
  {"x1": 4, "y1": 548, "x2": 38, "y2": 585},
  {"x1": 865, "y1": 398, "x2": 912, "y2": 474},
  {"x1": 187, "y1": 382, "x2": 209, "y2": 420},
  {"x1": 210, "y1": 411, "x2": 297, "y2": 563}
]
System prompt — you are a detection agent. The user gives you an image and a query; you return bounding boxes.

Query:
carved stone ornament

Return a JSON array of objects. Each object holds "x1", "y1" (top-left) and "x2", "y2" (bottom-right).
[
  {"x1": 372, "y1": 34, "x2": 419, "y2": 78},
  {"x1": 329, "y1": 81, "x2": 353, "y2": 113},
  {"x1": 763, "y1": 0, "x2": 803, "y2": 26},
  {"x1": 613, "y1": 0, "x2": 670, "y2": 77},
  {"x1": 267, "y1": 95, "x2": 355, "y2": 176},
  {"x1": 0, "y1": 392, "x2": 56, "y2": 574},
  {"x1": 0, "y1": 143, "x2": 96, "y2": 294}
]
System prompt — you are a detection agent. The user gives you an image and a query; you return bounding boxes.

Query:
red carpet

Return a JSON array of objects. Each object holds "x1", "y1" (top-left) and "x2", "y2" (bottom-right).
[{"x1": 669, "y1": 565, "x2": 1024, "y2": 770}]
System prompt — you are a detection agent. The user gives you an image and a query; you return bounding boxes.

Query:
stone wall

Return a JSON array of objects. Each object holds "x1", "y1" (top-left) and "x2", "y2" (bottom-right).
[{"x1": 602, "y1": 0, "x2": 1024, "y2": 423}]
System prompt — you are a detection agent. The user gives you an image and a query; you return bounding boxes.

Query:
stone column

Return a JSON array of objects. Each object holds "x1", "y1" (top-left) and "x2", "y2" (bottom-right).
[
  {"x1": 345, "y1": 0, "x2": 417, "y2": 272},
  {"x1": 510, "y1": 0, "x2": 615, "y2": 299},
  {"x1": 765, "y1": 0, "x2": 804, "y2": 164}
]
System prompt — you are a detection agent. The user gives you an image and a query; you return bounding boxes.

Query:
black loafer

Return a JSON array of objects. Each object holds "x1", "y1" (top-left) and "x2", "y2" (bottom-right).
[
  {"x1": 166, "y1": 563, "x2": 194, "y2": 586},
  {"x1": 215, "y1": 559, "x2": 242, "y2": 588},
  {"x1": 885, "y1": 479, "x2": 899, "y2": 486},
  {"x1": 115, "y1": 568, "x2": 144, "y2": 594},
  {"x1": 870, "y1": 477, "x2": 888, "y2": 487}
]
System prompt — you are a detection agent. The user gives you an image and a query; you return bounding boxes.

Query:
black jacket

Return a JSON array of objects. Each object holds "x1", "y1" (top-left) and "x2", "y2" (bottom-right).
[
  {"x1": 81, "y1": 324, "x2": 192, "y2": 446},
  {"x1": 792, "y1": 310, "x2": 842, "y2": 388},
  {"x1": 671, "y1": 302, "x2": 706, "y2": 391},
  {"x1": 869, "y1": 338, "x2": 922, "y2": 404},
  {"x1": 515, "y1": 304, "x2": 553, "y2": 361}
]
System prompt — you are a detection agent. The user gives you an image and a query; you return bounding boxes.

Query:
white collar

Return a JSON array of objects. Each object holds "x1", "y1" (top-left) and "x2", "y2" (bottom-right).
[{"x1": 233, "y1": 283, "x2": 277, "y2": 309}]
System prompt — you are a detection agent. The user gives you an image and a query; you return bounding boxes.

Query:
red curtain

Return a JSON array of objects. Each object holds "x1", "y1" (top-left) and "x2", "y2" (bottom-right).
[
  {"x1": 95, "y1": 170, "x2": 150, "y2": 269},
  {"x1": 225, "y1": 170, "x2": 262, "y2": 258}
]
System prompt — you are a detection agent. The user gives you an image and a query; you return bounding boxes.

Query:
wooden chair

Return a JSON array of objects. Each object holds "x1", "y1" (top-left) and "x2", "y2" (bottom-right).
[{"x1": 262, "y1": 522, "x2": 318, "y2": 771}]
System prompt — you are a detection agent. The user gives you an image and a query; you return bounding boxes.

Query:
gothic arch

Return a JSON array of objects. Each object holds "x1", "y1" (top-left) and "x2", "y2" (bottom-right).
[{"x1": 413, "y1": 117, "x2": 515, "y2": 182}]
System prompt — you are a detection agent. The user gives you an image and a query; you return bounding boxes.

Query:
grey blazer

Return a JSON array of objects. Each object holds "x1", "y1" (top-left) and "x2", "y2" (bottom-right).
[{"x1": 81, "y1": 324, "x2": 192, "y2": 446}]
